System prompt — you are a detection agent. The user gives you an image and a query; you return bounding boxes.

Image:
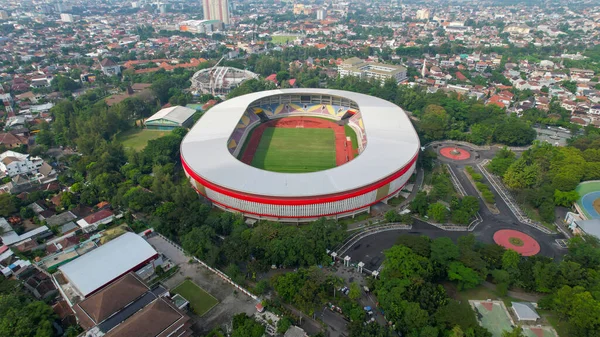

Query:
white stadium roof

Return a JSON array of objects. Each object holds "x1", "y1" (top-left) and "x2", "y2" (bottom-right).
[
  {"x1": 181, "y1": 89, "x2": 420, "y2": 197},
  {"x1": 59, "y1": 232, "x2": 157, "y2": 297}
]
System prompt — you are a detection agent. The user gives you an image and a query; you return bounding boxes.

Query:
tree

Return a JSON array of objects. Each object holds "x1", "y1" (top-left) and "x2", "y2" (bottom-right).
[
  {"x1": 349, "y1": 282, "x2": 361, "y2": 300},
  {"x1": 419, "y1": 105, "x2": 450, "y2": 141},
  {"x1": 502, "y1": 326, "x2": 526, "y2": 337},
  {"x1": 427, "y1": 202, "x2": 449, "y2": 223},
  {"x1": 447, "y1": 262, "x2": 482, "y2": 290},
  {"x1": 0, "y1": 194, "x2": 17, "y2": 217},
  {"x1": 502, "y1": 249, "x2": 521, "y2": 281},
  {"x1": 0, "y1": 294, "x2": 55, "y2": 337},
  {"x1": 431, "y1": 237, "x2": 459, "y2": 267},
  {"x1": 395, "y1": 235, "x2": 431, "y2": 257},
  {"x1": 381, "y1": 245, "x2": 432, "y2": 281},
  {"x1": 231, "y1": 314, "x2": 265, "y2": 337},
  {"x1": 277, "y1": 317, "x2": 292, "y2": 333},
  {"x1": 488, "y1": 147, "x2": 516, "y2": 176},
  {"x1": 410, "y1": 191, "x2": 429, "y2": 215},
  {"x1": 554, "y1": 190, "x2": 579, "y2": 207}
]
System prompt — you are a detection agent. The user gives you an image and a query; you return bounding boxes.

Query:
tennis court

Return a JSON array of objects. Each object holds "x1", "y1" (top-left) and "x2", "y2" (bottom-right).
[
  {"x1": 523, "y1": 326, "x2": 558, "y2": 337},
  {"x1": 470, "y1": 300, "x2": 515, "y2": 337}
]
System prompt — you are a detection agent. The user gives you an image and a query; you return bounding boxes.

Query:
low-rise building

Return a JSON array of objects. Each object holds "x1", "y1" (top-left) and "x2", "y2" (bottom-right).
[
  {"x1": 338, "y1": 57, "x2": 407, "y2": 84},
  {"x1": 0, "y1": 150, "x2": 45, "y2": 177},
  {"x1": 145, "y1": 106, "x2": 196, "y2": 131},
  {"x1": 53, "y1": 232, "x2": 159, "y2": 304},
  {"x1": 73, "y1": 273, "x2": 192, "y2": 337},
  {"x1": 76, "y1": 209, "x2": 115, "y2": 233}
]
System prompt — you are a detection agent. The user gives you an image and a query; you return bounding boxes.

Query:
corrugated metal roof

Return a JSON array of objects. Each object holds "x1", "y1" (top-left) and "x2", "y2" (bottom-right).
[
  {"x1": 146, "y1": 105, "x2": 195, "y2": 124},
  {"x1": 180, "y1": 89, "x2": 420, "y2": 197},
  {"x1": 59, "y1": 233, "x2": 157, "y2": 297}
]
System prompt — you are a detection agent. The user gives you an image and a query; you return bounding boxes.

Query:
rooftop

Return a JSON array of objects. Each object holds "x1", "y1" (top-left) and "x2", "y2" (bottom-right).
[
  {"x1": 181, "y1": 89, "x2": 419, "y2": 197},
  {"x1": 58, "y1": 232, "x2": 157, "y2": 297},
  {"x1": 145, "y1": 105, "x2": 195, "y2": 124}
]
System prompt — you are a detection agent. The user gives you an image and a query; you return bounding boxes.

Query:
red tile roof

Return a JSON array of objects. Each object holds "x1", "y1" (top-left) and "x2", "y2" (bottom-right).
[{"x1": 83, "y1": 209, "x2": 114, "y2": 225}]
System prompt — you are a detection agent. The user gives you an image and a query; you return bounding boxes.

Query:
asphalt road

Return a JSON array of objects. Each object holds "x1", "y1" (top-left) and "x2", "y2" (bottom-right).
[{"x1": 346, "y1": 144, "x2": 567, "y2": 271}]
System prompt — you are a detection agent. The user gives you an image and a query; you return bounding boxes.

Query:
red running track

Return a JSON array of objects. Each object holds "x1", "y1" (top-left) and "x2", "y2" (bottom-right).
[
  {"x1": 240, "y1": 116, "x2": 354, "y2": 167},
  {"x1": 440, "y1": 147, "x2": 471, "y2": 160},
  {"x1": 493, "y1": 229, "x2": 540, "y2": 256}
]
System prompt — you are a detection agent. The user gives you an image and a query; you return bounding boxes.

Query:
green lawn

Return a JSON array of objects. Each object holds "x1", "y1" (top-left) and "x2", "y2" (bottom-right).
[
  {"x1": 344, "y1": 124, "x2": 359, "y2": 152},
  {"x1": 250, "y1": 127, "x2": 336, "y2": 173},
  {"x1": 171, "y1": 280, "x2": 219, "y2": 316},
  {"x1": 271, "y1": 35, "x2": 299, "y2": 44},
  {"x1": 117, "y1": 129, "x2": 170, "y2": 151}
]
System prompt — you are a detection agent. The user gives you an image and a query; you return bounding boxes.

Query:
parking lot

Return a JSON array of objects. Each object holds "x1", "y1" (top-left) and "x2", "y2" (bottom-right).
[{"x1": 147, "y1": 235, "x2": 257, "y2": 334}]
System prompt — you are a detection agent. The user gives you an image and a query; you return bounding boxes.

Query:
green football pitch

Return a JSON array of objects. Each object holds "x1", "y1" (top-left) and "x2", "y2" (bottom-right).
[
  {"x1": 251, "y1": 127, "x2": 336, "y2": 173},
  {"x1": 171, "y1": 280, "x2": 219, "y2": 316}
]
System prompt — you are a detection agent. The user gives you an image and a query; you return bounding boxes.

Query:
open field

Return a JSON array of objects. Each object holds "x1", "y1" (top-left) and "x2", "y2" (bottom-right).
[
  {"x1": 171, "y1": 280, "x2": 219, "y2": 316},
  {"x1": 250, "y1": 127, "x2": 336, "y2": 173},
  {"x1": 117, "y1": 129, "x2": 170, "y2": 151},
  {"x1": 271, "y1": 35, "x2": 299, "y2": 44}
]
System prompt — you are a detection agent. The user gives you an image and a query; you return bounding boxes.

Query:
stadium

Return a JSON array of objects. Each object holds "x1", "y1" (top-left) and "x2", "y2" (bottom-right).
[{"x1": 180, "y1": 89, "x2": 420, "y2": 222}]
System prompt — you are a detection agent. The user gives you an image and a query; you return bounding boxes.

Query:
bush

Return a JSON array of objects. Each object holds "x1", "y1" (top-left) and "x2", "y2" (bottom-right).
[
  {"x1": 471, "y1": 173, "x2": 483, "y2": 181},
  {"x1": 482, "y1": 190, "x2": 495, "y2": 203},
  {"x1": 475, "y1": 182, "x2": 489, "y2": 192}
]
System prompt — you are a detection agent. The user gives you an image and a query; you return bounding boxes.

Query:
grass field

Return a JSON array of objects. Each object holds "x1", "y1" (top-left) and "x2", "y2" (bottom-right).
[
  {"x1": 117, "y1": 129, "x2": 170, "y2": 151},
  {"x1": 251, "y1": 127, "x2": 336, "y2": 173},
  {"x1": 271, "y1": 35, "x2": 299, "y2": 44},
  {"x1": 344, "y1": 124, "x2": 359, "y2": 152},
  {"x1": 171, "y1": 280, "x2": 219, "y2": 316}
]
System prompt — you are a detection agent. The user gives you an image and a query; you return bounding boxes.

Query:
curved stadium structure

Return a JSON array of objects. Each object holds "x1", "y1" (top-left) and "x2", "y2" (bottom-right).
[{"x1": 181, "y1": 89, "x2": 420, "y2": 222}]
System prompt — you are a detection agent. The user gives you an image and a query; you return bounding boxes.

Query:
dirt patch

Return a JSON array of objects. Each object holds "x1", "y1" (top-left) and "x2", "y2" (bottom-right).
[{"x1": 593, "y1": 198, "x2": 600, "y2": 214}]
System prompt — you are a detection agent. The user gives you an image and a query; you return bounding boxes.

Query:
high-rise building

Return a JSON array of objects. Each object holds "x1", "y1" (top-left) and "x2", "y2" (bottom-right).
[
  {"x1": 0, "y1": 10, "x2": 8, "y2": 20},
  {"x1": 202, "y1": 0, "x2": 230, "y2": 25},
  {"x1": 316, "y1": 9, "x2": 326, "y2": 20}
]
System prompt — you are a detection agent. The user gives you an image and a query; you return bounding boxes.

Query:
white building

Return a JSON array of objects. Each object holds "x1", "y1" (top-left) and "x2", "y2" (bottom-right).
[
  {"x1": 0, "y1": 151, "x2": 47, "y2": 177},
  {"x1": 316, "y1": 9, "x2": 327, "y2": 20},
  {"x1": 55, "y1": 232, "x2": 158, "y2": 302},
  {"x1": 202, "y1": 0, "x2": 229, "y2": 24},
  {"x1": 60, "y1": 13, "x2": 73, "y2": 23},
  {"x1": 338, "y1": 57, "x2": 407, "y2": 84},
  {"x1": 415, "y1": 9, "x2": 430, "y2": 20}
]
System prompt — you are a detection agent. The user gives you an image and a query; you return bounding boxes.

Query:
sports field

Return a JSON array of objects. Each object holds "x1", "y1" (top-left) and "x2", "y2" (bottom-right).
[
  {"x1": 575, "y1": 181, "x2": 600, "y2": 219},
  {"x1": 117, "y1": 129, "x2": 170, "y2": 151},
  {"x1": 250, "y1": 127, "x2": 336, "y2": 173},
  {"x1": 171, "y1": 280, "x2": 219, "y2": 316},
  {"x1": 271, "y1": 35, "x2": 299, "y2": 44},
  {"x1": 470, "y1": 300, "x2": 514, "y2": 337}
]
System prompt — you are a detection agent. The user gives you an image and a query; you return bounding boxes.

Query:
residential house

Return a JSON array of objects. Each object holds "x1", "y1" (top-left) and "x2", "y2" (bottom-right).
[
  {"x1": 76, "y1": 209, "x2": 115, "y2": 233},
  {"x1": 100, "y1": 59, "x2": 121, "y2": 76}
]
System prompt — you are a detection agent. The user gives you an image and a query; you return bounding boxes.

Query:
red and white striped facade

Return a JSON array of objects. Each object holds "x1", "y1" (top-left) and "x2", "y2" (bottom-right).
[{"x1": 181, "y1": 89, "x2": 420, "y2": 222}]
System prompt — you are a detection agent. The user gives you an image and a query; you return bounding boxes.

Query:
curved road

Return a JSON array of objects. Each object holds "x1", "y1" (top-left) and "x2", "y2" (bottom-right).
[{"x1": 346, "y1": 143, "x2": 567, "y2": 271}]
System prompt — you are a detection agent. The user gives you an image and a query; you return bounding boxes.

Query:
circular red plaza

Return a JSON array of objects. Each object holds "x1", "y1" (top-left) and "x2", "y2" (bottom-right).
[
  {"x1": 439, "y1": 147, "x2": 471, "y2": 160},
  {"x1": 493, "y1": 229, "x2": 540, "y2": 256}
]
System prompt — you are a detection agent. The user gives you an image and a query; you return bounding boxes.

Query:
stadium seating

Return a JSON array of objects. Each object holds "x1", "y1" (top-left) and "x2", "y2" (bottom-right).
[{"x1": 227, "y1": 103, "x2": 368, "y2": 155}]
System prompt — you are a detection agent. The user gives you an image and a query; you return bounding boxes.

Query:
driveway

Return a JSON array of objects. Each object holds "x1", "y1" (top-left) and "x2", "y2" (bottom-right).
[{"x1": 146, "y1": 235, "x2": 257, "y2": 334}]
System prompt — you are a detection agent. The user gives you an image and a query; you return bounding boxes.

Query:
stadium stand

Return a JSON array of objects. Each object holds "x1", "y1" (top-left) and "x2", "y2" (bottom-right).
[{"x1": 226, "y1": 94, "x2": 368, "y2": 156}]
